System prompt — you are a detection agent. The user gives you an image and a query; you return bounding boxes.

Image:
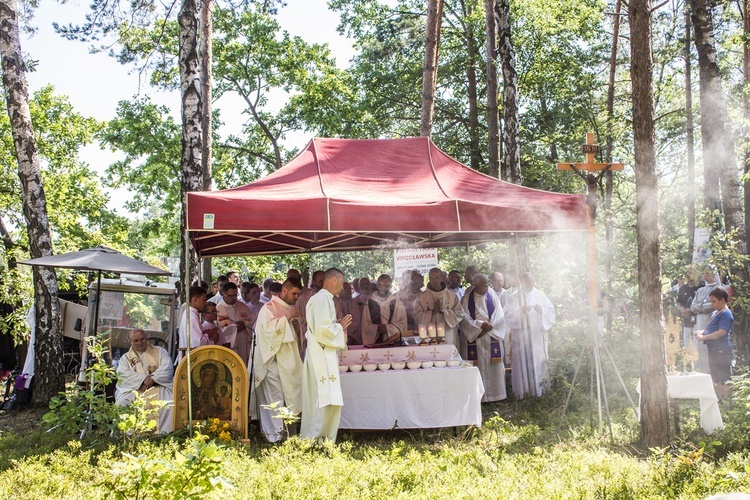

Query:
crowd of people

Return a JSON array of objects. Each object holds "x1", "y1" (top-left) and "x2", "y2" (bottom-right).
[
  {"x1": 668, "y1": 265, "x2": 735, "y2": 398},
  {"x1": 115, "y1": 264, "x2": 558, "y2": 442}
]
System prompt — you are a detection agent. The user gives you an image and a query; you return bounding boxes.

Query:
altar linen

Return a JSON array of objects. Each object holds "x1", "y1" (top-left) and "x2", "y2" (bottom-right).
[
  {"x1": 460, "y1": 280, "x2": 507, "y2": 402},
  {"x1": 254, "y1": 295, "x2": 304, "y2": 442},
  {"x1": 115, "y1": 343, "x2": 174, "y2": 433},
  {"x1": 301, "y1": 271, "x2": 349, "y2": 442}
]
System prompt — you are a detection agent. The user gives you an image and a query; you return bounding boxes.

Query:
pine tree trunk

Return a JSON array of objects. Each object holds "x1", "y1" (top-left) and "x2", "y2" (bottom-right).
[
  {"x1": 692, "y1": 0, "x2": 749, "y2": 364},
  {"x1": 420, "y1": 0, "x2": 444, "y2": 137},
  {"x1": 179, "y1": 0, "x2": 203, "y2": 290},
  {"x1": 686, "y1": 4, "x2": 696, "y2": 262},
  {"x1": 743, "y1": 0, "x2": 750, "y2": 270},
  {"x1": 0, "y1": 0, "x2": 63, "y2": 404},
  {"x1": 496, "y1": 0, "x2": 521, "y2": 184},
  {"x1": 200, "y1": 0, "x2": 213, "y2": 285},
  {"x1": 484, "y1": 0, "x2": 500, "y2": 178},
  {"x1": 629, "y1": 0, "x2": 671, "y2": 448},
  {"x1": 690, "y1": 0, "x2": 732, "y2": 215},
  {"x1": 604, "y1": 0, "x2": 622, "y2": 332},
  {"x1": 464, "y1": 0, "x2": 481, "y2": 171}
]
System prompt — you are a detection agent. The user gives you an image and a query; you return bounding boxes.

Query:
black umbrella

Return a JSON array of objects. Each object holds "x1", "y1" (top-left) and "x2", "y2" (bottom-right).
[{"x1": 19, "y1": 247, "x2": 172, "y2": 379}]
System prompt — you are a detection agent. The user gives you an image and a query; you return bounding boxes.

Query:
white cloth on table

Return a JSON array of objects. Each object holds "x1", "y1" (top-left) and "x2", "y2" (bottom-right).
[
  {"x1": 414, "y1": 286, "x2": 463, "y2": 348},
  {"x1": 301, "y1": 289, "x2": 346, "y2": 441},
  {"x1": 361, "y1": 293, "x2": 407, "y2": 345},
  {"x1": 115, "y1": 344, "x2": 173, "y2": 433},
  {"x1": 253, "y1": 296, "x2": 303, "y2": 442},
  {"x1": 636, "y1": 373, "x2": 723, "y2": 434},
  {"x1": 506, "y1": 287, "x2": 555, "y2": 398},
  {"x1": 339, "y1": 367, "x2": 484, "y2": 429},
  {"x1": 460, "y1": 288, "x2": 507, "y2": 402}
]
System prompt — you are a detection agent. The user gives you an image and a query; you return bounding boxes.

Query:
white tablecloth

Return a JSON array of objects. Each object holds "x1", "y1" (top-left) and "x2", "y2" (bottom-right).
[
  {"x1": 340, "y1": 344, "x2": 460, "y2": 365},
  {"x1": 637, "y1": 373, "x2": 723, "y2": 434},
  {"x1": 339, "y1": 366, "x2": 484, "y2": 430}
]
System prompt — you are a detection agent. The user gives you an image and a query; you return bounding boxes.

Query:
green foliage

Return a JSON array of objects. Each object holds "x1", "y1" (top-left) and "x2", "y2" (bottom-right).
[
  {"x1": 42, "y1": 336, "x2": 120, "y2": 441},
  {"x1": 102, "y1": 433, "x2": 232, "y2": 499}
]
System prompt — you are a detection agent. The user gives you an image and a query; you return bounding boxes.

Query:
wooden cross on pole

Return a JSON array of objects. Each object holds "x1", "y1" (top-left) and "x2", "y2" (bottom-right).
[{"x1": 557, "y1": 133, "x2": 624, "y2": 223}]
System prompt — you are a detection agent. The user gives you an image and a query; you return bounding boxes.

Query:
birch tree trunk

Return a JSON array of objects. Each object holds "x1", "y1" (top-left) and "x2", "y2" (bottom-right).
[
  {"x1": 420, "y1": 0, "x2": 444, "y2": 137},
  {"x1": 200, "y1": 0, "x2": 212, "y2": 284},
  {"x1": 484, "y1": 0, "x2": 500, "y2": 178},
  {"x1": 0, "y1": 0, "x2": 63, "y2": 404},
  {"x1": 179, "y1": 0, "x2": 203, "y2": 290},
  {"x1": 629, "y1": 0, "x2": 670, "y2": 448},
  {"x1": 496, "y1": 0, "x2": 521, "y2": 184}
]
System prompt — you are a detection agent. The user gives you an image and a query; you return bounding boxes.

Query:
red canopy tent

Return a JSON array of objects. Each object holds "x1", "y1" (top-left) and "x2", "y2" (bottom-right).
[{"x1": 186, "y1": 137, "x2": 589, "y2": 257}]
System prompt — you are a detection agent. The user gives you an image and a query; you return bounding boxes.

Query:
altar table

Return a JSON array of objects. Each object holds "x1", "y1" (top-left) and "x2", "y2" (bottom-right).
[
  {"x1": 637, "y1": 372, "x2": 723, "y2": 434},
  {"x1": 338, "y1": 345, "x2": 484, "y2": 430}
]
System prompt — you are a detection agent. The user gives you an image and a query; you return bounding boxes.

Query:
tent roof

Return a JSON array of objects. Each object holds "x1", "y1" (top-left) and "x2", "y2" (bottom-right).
[{"x1": 187, "y1": 137, "x2": 588, "y2": 257}]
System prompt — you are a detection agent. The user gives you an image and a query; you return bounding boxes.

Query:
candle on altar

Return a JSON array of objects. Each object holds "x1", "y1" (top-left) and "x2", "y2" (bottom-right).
[
  {"x1": 427, "y1": 323, "x2": 437, "y2": 338},
  {"x1": 418, "y1": 324, "x2": 428, "y2": 339},
  {"x1": 436, "y1": 322, "x2": 445, "y2": 338}
]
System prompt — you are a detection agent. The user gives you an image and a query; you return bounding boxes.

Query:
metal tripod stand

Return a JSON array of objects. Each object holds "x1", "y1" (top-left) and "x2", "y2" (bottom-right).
[{"x1": 556, "y1": 313, "x2": 638, "y2": 443}]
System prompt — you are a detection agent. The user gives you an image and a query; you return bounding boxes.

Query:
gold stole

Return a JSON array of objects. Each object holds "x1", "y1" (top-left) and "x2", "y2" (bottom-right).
[{"x1": 125, "y1": 344, "x2": 160, "y2": 375}]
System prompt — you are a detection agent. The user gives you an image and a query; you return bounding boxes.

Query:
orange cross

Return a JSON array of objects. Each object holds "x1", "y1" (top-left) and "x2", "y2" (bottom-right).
[{"x1": 557, "y1": 133, "x2": 624, "y2": 172}]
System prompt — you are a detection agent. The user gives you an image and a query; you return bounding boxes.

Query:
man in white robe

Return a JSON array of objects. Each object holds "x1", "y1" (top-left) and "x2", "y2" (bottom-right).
[
  {"x1": 207, "y1": 275, "x2": 229, "y2": 305},
  {"x1": 201, "y1": 302, "x2": 225, "y2": 346},
  {"x1": 362, "y1": 274, "x2": 407, "y2": 345},
  {"x1": 241, "y1": 282, "x2": 264, "y2": 322},
  {"x1": 177, "y1": 285, "x2": 210, "y2": 363},
  {"x1": 414, "y1": 267, "x2": 463, "y2": 348},
  {"x1": 254, "y1": 279, "x2": 304, "y2": 442},
  {"x1": 301, "y1": 268, "x2": 352, "y2": 441},
  {"x1": 506, "y1": 272, "x2": 556, "y2": 398},
  {"x1": 460, "y1": 274, "x2": 507, "y2": 402},
  {"x1": 115, "y1": 328, "x2": 174, "y2": 433},
  {"x1": 690, "y1": 266, "x2": 720, "y2": 372},
  {"x1": 448, "y1": 270, "x2": 465, "y2": 301},
  {"x1": 217, "y1": 282, "x2": 256, "y2": 366}
]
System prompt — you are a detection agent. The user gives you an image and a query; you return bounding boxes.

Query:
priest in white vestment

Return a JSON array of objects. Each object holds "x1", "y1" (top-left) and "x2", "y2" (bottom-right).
[
  {"x1": 362, "y1": 274, "x2": 407, "y2": 345},
  {"x1": 506, "y1": 272, "x2": 556, "y2": 398},
  {"x1": 115, "y1": 328, "x2": 174, "y2": 433},
  {"x1": 460, "y1": 275, "x2": 507, "y2": 402},
  {"x1": 253, "y1": 279, "x2": 304, "y2": 442},
  {"x1": 177, "y1": 285, "x2": 210, "y2": 363},
  {"x1": 217, "y1": 282, "x2": 256, "y2": 365},
  {"x1": 301, "y1": 268, "x2": 352, "y2": 441},
  {"x1": 414, "y1": 267, "x2": 463, "y2": 348}
]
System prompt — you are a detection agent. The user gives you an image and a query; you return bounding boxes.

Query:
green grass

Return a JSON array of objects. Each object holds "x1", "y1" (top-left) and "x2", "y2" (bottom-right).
[{"x1": 2, "y1": 391, "x2": 749, "y2": 500}]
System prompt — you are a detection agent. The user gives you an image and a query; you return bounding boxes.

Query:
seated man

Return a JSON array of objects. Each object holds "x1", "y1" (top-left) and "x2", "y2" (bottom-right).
[{"x1": 115, "y1": 328, "x2": 174, "y2": 433}]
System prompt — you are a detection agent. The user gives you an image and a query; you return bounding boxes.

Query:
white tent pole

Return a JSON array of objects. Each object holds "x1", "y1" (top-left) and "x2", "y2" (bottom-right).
[{"x1": 185, "y1": 227, "x2": 193, "y2": 433}]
